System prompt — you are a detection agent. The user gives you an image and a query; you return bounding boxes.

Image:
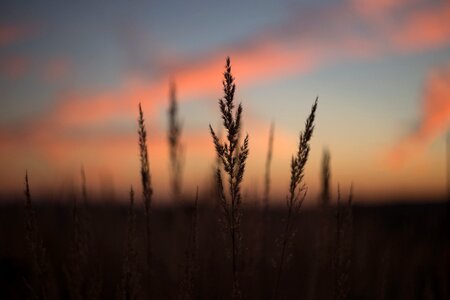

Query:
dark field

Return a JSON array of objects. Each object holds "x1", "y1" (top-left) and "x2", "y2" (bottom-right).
[{"x1": 0, "y1": 197, "x2": 448, "y2": 299}]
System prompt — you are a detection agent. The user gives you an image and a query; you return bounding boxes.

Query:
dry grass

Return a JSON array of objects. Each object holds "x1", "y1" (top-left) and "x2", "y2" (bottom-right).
[
  {"x1": 273, "y1": 98, "x2": 318, "y2": 300},
  {"x1": 24, "y1": 171, "x2": 51, "y2": 300},
  {"x1": 65, "y1": 196, "x2": 88, "y2": 300},
  {"x1": 321, "y1": 148, "x2": 331, "y2": 206},
  {"x1": 119, "y1": 186, "x2": 141, "y2": 300},
  {"x1": 210, "y1": 57, "x2": 249, "y2": 300},
  {"x1": 168, "y1": 81, "x2": 184, "y2": 198},
  {"x1": 14, "y1": 55, "x2": 447, "y2": 300},
  {"x1": 333, "y1": 185, "x2": 353, "y2": 300},
  {"x1": 178, "y1": 187, "x2": 199, "y2": 300},
  {"x1": 263, "y1": 122, "x2": 275, "y2": 210},
  {"x1": 138, "y1": 103, "x2": 153, "y2": 294}
]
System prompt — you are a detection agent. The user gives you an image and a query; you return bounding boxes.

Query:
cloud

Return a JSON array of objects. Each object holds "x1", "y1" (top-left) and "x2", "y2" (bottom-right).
[
  {"x1": 42, "y1": 58, "x2": 72, "y2": 81},
  {"x1": 387, "y1": 62, "x2": 450, "y2": 167},
  {"x1": 0, "y1": 55, "x2": 29, "y2": 79},
  {"x1": 10, "y1": 0, "x2": 450, "y2": 134},
  {"x1": 2, "y1": 0, "x2": 450, "y2": 192},
  {"x1": 350, "y1": 0, "x2": 415, "y2": 17},
  {"x1": 388, "y1": 1, "x2": 450, "y2": 51},
  {"x1": 0, "y1": 23, "x2": 37, "y2": 47}
]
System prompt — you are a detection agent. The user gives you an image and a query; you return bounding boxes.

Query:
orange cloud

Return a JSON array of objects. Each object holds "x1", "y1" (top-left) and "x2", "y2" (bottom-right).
[
  {"x1": 350, "y1": 0, "x2": 414, "y2": 16},
  {"x1": 11, "y1": 0, "x2": 450, "y2": 141},
  {"x1": 2, "y1": 0, "x2": 450, "y2": 195},
  {"x1": 387, "y1": 62, "x2": 450, "y2": 167},
  {"x1": 390, "y1": 2, "x2": 450, "y2": 51},
  {"x1": 22, "y1": 43, "x2": 318, "y2": 139}
]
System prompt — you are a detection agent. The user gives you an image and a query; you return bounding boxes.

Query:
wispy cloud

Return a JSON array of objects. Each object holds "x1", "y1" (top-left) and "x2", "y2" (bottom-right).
[
  {"x1": 1, "y1": 0, "x2": 450, "y2": 193},
  {"x1": 0, "y1": 55, "x2": 29, "y2": 79},
  {"x1": 387, "y1": 62, "x2": 450, "y2": 167},
  {"x1": 42, "y1": 57, "x2": 72, "y2": 82},
  {"x1": 0, "y1": 23, "x2": 38, "y2": 47}
]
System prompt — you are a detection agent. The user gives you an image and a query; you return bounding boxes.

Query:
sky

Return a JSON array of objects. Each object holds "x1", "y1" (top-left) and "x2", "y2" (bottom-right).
[{"x1": 0, "y1": 0, "x2": 449, "y2": 203}]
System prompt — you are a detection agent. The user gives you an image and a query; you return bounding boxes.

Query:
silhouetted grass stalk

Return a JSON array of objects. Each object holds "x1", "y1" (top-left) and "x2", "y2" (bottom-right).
[
  {"x1": 272, "y1": 98, "x2": 318, "y2": 300},
  {"x1": 24, "y1": 171, "x2": 50, "y2": 300},
  {"x1": 263, "y1": 122, "x2": 274, "y2": 211},
  {"x1": 210, "y1": 57, "x2": 249, "y2": 300},
  {"x1": 120, "y1": 186, "x2": 140, "y2": 300},
  {"x1": 168, "y1": 81, "x2": 184, "y2": 198},
  {"x1": 178, "y1": 187, "x2": 199, "y2": 300},
  {"x1": 321, "y1": 148, "x2": 331, "y2": 206},
  {"x1": 65, "y1": 197, "x2": 89, "y2": 300},
  {"x1": 138, "y1": 103, "x2": 153, "y2": 291},
  {"x1": 333, "y1": 185, "x2": 353, "y2": 300}
]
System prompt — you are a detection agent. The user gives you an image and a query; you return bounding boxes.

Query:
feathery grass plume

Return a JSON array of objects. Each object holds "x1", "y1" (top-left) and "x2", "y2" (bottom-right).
[
  {"x1": 209, "y1": 57, "x2": 249, "y2": 300},
  {"x1": 321, "y1": 148, "x2": 331, "y2": 206},
  {"x1": 333, "y1": 185, "x2": 353, "y2": 300},
  {"x1": 120, "y1": 186, "x2": 141, "y2": 300},
  {"x1": 178, "y1": 187, "x2": 199, "y2": 300},
  {"x1": 168, "y1": 80, "x2": 184, "y2": 198},
  {"x1": 24, "y1": 171, "x2": 50, "y2": 300},
  {"x1": 272, "y1": 98, "x2": 318, "y2": 300},
  {"x1": 138, "y1": 103, "x2": 153, "y2": 291},
  {"x1": 138, "y1": 103, "x2": 153, "y2": 272}
]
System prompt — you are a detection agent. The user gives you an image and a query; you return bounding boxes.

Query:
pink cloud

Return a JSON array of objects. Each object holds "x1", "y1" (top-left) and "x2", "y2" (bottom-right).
[
  {"x1": 13, "y1": 0, "x2": 450, "y2": 140},
  {"x1": 387, "y1": 62, "x2": 450, "y2": 167},
  {"x1": 2, "y1": 0, "x2": 450, "y2": 192},
  {"x1": 0, "y1": 23, "x2": 37, "y2": 47},
  {"x1": 42, "y1": 58, "x2": 72, "y2": 81},
  {"x1": 350, "y1": 0, "x2": 415, "y2": 17},
  {"x1": 389, "y1": 2, "x2": 450, "y2": 51},
  {"x1": 0, "y1": 55, "x2": 29, "y2": 79}
]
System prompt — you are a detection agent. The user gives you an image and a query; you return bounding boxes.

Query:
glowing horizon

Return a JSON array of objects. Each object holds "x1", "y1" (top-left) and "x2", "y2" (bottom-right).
[{"x1": 0, "y1": 0, "x2": 449, "y2": 203}]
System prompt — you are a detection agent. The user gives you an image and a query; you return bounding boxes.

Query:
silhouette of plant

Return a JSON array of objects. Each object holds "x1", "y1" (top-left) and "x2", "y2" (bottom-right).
[
  {"x1": 209, "y1": 57, "x2": 249, "y2": 300},
  {"x1": 273, "y1": 98, "x2": 318, "y2": 300}
]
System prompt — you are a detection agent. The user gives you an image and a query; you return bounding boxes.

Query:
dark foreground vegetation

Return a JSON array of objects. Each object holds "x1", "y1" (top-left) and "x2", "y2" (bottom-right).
[{"x1": 0, "y1": 198, "x2": 448, "y2": 299}]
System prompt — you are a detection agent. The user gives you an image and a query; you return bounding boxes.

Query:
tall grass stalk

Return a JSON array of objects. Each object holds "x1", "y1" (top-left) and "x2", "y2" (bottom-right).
[
  {"x1": 260, "y1": 122, "x2": 274, "y2": 296},
  {"x1": 178, "y1": 187, "x2": 199, "y2": 300},
  {"x1": 333, "y1": 185, "x2": 353, "y2": 300},
  {"x1": 209, "y1": 57, "x2": 249, "y2": 300},
  {"x1": 24, "y1": 171, "x2": 50, "y2": 300},
  {"x1": 138, "y1": 103, "x2": 153, "y2": 291},
  {"x1": 168, "y1": 81, "x2": 184, "y2": 198},
  {"x1": 263, "y1": 122, "x2": 275, "y2": 211},
  {"x1": 321, "y1": 148, "x2": 331, "y2": 206},
  {"x1": 79, "y1": 166, "x2": 102, "y2": 300},
  {"x1": 65, "y1": 196, "x2": 88, "y2": 300},
  {"x1": 120, "y1": 186, "x2": 141, "y2": 300},
  {"x1": 81, "y1": 165, "x2": 88, "y2": 205},
  {"x1": 272, "y1": 98, "x2": 318, "y2": 300}
]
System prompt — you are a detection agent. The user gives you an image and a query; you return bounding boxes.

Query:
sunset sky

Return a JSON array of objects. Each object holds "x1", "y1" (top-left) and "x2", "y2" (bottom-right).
[{"x1": 1, "y1": 0, "x2": 449, "y2": 203}]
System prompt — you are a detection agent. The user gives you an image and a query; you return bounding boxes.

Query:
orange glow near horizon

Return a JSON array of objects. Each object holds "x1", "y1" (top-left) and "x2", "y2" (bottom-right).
[{"x1": 0, "y1": 0, "x2": 449, "y2": 203}]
